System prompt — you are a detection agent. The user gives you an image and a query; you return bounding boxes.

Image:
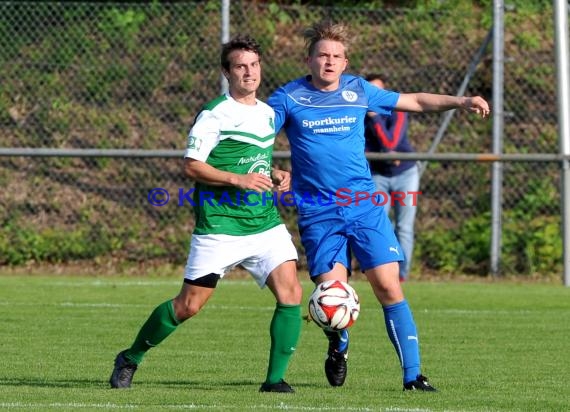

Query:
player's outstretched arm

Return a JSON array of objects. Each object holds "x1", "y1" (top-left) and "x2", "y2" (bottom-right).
[{"x1": 396, "y1": 93, "x2": 490, "y2": 118}]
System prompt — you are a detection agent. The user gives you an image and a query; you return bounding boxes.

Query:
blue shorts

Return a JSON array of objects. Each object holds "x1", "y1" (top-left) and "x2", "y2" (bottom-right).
[{"x1": 298, "y1": 202, "x2": 403, "y2": 277}]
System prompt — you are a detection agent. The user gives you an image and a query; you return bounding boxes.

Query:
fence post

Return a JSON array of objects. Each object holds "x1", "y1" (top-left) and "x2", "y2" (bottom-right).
[
  {"x1": 220, "y1": 0, "x2": 230, "y2": 94},
  {"x1": 490, "y1": 0, "x2": 505, "y2": 277},
  {"x1": 554, "y1": 0, "x2": 570, "y2": 286}
]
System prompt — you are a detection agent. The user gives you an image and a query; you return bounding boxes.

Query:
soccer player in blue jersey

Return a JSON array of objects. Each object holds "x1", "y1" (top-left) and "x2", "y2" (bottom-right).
[{"x1": 268, "y1": 20, "x2": 490, "y2": 391}]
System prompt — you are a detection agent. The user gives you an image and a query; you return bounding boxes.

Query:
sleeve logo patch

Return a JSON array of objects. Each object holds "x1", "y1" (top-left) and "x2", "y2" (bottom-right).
[{"x1": 187, "y1": 136, "x2": 203, "y2": 150}]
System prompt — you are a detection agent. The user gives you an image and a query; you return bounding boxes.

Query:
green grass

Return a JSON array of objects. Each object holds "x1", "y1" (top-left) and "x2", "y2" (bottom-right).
[{"x1": 0, "y1": 275, "x2": 568, "y2": 411}]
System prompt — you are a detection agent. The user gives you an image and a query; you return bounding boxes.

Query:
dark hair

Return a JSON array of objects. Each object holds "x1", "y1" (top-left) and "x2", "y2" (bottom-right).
[
  {"x1": 220, "y1": 35, "x2": 262, "y2": 71},
  {"x1": 365, "y1": 73, "x2": 388, "y2": 83}
]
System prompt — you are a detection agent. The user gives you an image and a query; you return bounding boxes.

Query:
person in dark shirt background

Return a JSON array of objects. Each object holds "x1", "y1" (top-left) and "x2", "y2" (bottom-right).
[{"x1": 364, "y1": 74, "x2": 419, "y2": 282}]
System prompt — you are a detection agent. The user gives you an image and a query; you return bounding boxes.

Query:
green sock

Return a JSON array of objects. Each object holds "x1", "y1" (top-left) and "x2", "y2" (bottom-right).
[
  {"x1": 124, "y1": 300, "x2": 181, "y2": 365},
  {"x1": 265, "y1": 303, "x2": 302, "y2": 384}
]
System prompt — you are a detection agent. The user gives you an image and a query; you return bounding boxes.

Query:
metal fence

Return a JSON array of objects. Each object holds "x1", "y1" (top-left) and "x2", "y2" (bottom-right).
[{"x1": 0, "y1": 1, "x2": 562, "y2": 277}]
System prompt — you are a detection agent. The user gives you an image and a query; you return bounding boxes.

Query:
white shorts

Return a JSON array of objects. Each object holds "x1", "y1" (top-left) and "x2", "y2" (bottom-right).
[{"x1": 184, "y1": 224, "x2": 298, "y2": 288}]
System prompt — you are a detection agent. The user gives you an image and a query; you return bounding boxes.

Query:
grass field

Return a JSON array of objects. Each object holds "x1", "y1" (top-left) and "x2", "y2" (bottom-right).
[{"x1": 0, "y1": 275, "x2": 568, "y2": 412}]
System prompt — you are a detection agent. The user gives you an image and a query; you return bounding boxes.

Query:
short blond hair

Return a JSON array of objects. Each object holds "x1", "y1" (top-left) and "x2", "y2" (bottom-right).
[{"x1": 303, "y1": 20, "x2": 350, "y2": 57}]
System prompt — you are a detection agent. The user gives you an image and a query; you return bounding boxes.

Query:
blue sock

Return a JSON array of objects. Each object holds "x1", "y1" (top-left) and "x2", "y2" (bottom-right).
[
  {"x1": 324, "y1": 329, "x2": 349, "y2": 353},
  {"x1": 383, "y1": 300, "x2": 421, "y2": 384},
  {"x1": 337, "y1": 329, "x2": 349, "y2": 352}
]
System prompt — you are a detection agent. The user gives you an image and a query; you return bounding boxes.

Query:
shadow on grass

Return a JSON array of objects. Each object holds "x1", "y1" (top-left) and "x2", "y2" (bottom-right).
[
  {"x1": 0, "y1": 377, "x2": 108, "y2": 388},
  {"x1": 0, "y1": 377, "x2": 319, "y2": 390}
]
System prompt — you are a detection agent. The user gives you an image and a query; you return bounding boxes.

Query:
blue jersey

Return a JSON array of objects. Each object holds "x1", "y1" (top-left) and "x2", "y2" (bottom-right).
[{"x1": 268, "y1": 74, "x2": 400, "y2": 210}]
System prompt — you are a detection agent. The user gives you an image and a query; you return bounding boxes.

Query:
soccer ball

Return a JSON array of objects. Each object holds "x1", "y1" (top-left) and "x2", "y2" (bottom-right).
[{"x1": 308, "y1": 280, "x2": 360, "y2": 332}]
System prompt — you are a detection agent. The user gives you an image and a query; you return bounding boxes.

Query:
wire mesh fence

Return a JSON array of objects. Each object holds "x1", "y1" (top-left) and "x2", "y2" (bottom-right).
[{"x1": 0, "y1": 2, "x2": 562, "y2": 276}]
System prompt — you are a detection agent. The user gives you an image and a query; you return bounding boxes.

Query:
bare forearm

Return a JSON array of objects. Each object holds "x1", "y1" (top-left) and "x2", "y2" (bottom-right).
[
  {"x1": 184, "y1": 158, "x2": 239, "y2": 186},
  {"x1": 183, "y1": 158, "x2": 274, "y2": 192},
  {"x1": 396, "y1": 93, "x2": 490, "y2": 117},
  {"x1": 414, "y1": 93, "x2": 466, "y2": 111},
  {"x1": 397, "y1": 93, "x2": 464, "y2": 112}
]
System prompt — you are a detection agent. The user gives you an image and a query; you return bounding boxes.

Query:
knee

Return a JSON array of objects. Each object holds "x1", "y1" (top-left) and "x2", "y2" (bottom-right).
[
  {"x1": 291, "y1": 282, "x2": 303, "y2": 304},
  {"x1": 366, "y1": 264, "x2": 404, "y2": 304},
  {"x1": 374, "y1": 284, "x2": 404, "y2": 306},
  {"x1": 278, "y1": 281, "x2": 303, "y2": 305},
  {"x1": 172, "y1": 298, "x2": 202, "y2": 321}
]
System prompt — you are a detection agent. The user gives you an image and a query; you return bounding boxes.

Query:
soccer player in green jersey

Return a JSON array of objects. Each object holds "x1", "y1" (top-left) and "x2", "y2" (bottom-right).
[{"x1": 109, "y1": 35, "x2": 303, "y2": 393}]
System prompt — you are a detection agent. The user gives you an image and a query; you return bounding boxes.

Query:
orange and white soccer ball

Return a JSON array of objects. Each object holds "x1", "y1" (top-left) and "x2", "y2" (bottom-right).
[{"x1": 308, "y1": 280, "x2": 360, "y2": 331}]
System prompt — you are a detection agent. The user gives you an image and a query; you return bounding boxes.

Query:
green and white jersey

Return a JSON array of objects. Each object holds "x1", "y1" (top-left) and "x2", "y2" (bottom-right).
[{"x1": 185, "y1": 94, "x2": 281, "y2": 236}]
